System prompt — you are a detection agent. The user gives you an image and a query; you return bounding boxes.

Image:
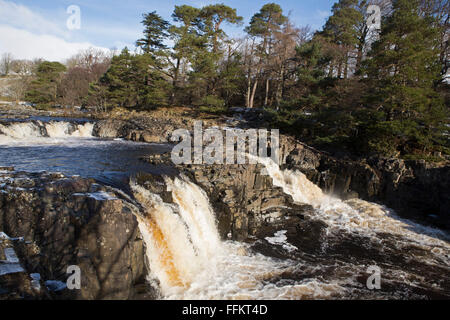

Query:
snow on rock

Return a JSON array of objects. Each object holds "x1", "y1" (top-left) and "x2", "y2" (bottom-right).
[
  {"x1": 265, "y1": 230, "x2": 298, "y2": 252},
  {"x1": 45, "y1": 280, "x2": 67, "y2": 292},
  {"x1": 73, "y1": 191, "x2": 119, "y2": 201}
]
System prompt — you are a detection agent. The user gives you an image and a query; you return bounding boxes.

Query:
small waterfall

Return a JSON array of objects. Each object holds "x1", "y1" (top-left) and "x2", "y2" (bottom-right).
[
  {"x1": 0, "y1": 121, "x2": 94, "y2": 144},
  {"x1": 0, "y1": 122, "x2": 43, "y2": 139},
  {"x1": 69, "y1": 123, "x2": 95, "y2": 138},
  {"x1": 257, "y1": 157, "x2": 450, "y2": 249},
  {"x1": 255, "y1": 156, "x2": 326, "y2": 206},
  {"x1": 132, "y1": 175, "x2": 345, "y2": 300},
  {"x1": 45, "y1": 122, "x2": 72, "y2": 138}
]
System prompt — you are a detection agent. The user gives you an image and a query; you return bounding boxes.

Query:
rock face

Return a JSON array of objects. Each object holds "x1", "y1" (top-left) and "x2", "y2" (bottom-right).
[
  {"x1": 278, "y1": 137, "x2": 450, "y2": 229},
  {"x1": 0, "y1": 169, "x2": 147, "y2": 300},
  {"x1": 93, "y1": 118, "x2": 179, "y2": 143},
  {"x1": 93, "y1": 114, "x2": 450, "y2": 231},
  {"x1": 142, "y1": 128, "x2": 450, "y2": 232},
  {"x1": 181, "y1": 164, "x2": 315, "y2": 241}
]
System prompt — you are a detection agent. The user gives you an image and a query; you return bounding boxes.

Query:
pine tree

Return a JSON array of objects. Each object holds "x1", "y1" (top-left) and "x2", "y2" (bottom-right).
[
  {"x1": 99, "y1": 48, "x2": 169, "y2": 110},
  {"x1": 361, "y1": 0, "x2": 447, "y2": 156},
  {"x1": 295, "y1": 40, "x2": 332, "y2": 109},
  {"x1": 320, "y1": 0, "x2": 365, "y2": 78},
  {"x1": 136, "y1": 11, "x2": 170, "y2": 56},
  {"x1": 25, "y1": 61, "x2": 66, "y2": 106},
  {"x1": 246, "y1": 3, "x2": 287, "y2": 107}
]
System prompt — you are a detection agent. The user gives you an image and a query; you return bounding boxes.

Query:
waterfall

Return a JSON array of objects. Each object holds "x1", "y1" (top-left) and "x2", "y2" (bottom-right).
[
  {"x1": 0, "y1": 121, "x2": 94, "y2": 144},
  {"x1": 257, "y1": 157, "x2": 450, "y2": 249},
  {"x1": 131, "y1": 175, "x2": 345, "y2": 300},
  {"x1": 131, "y1": 166, "x2": 449, "y2": 299},
  {"x1": 44, "y1": 122, "x2": 72, "y2": 138},
  {"x1": 0, "y1": 122, "x2": 42, "y2": 139}
]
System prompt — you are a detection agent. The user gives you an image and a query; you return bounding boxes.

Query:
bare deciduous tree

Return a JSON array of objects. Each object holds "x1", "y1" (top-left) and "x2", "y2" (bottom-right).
[{"x1": 0, "y1": 53, "x2": 14, "y2": 76}]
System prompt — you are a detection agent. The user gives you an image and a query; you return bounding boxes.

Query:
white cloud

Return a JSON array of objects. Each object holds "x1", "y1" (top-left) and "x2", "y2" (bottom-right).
[
  {"x1": 0, "y1": 0, "x2": 67, "y2": 37},
  {"x1": 0, "y1": 0, "x2": 108, "y2": 61},
  {"x1": 0, "y1": 25, "x2": 107, "y2": 61}
]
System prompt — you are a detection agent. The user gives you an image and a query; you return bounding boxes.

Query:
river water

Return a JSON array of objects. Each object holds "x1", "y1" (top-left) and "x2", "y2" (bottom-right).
[
  {"x1": 1, "y1": 118, "x2": 449, "y2": 300},
  {"x1": 0, "y1": 118, "x2": 173, "y2": 188}
]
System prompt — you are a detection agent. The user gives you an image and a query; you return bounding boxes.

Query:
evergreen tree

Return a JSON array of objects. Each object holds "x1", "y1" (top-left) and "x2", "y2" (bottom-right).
[
  {"x1": 25, "y1": 61, "x2": 66, "y2": 106},
  {"x1": 168, "y1": 5, "x2": 203, "y2": 103},
  {"x1": 189, "y1": 4, "x2": 243, "y2": 105},
  {"x1": 295, "y1": 40, "x2": 333, "y2": 109},
  {"x1": 136, "y1": 11, "x2": 170, "y2": 57},
  {"x1": 246, "y1": 3, "x2": 287, "y2": 107},
  {"x1": 320, "y1": 0, "x2": 365, "y2": 78},
  {"x1": 200, "y1": 4, "x2": 243, "y2": 54},
  {"x1": 361, "y1": 0, "x2": 447, "y2": 156},
  {"x1": 99, "y1": 48, "x2": 169, "y2": 110}
]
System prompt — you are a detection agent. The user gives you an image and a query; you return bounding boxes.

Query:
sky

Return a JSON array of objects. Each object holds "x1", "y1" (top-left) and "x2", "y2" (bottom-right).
[{"x1": 0, "y1": 0, "x2": 337, "y2": 62}]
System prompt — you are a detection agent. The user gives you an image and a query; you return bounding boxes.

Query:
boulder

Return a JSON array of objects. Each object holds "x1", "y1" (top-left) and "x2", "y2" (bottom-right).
[{"x1": 0, "y1": 170, "x2": 147, "y2": 300}]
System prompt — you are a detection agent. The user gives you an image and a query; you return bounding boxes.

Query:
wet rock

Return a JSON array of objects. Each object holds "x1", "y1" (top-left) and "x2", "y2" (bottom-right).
[
  {"x1": 0, "y1": 170, "x2": 147, "y2": 300},
  {"x1": 93, "y1": 119, "x2": 172, "y2": 143},
  {"x1": 281, "y1": 138, "x2": 450, "y2": 230}
]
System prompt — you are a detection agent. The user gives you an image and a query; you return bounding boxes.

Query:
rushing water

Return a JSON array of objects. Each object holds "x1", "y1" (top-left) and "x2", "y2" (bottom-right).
[
  {"x1": 0, "y1": 120, "x2": 173, "y2": 188},
  {"x1": 1, "y1": 119, "x2": 449, "y2": 299},
  {"x1": 133, "y1": 177, "x2": 345, "y2": 300},
  {"x1": 130, "y1": 157, "x2": 450, "y2": 300}
]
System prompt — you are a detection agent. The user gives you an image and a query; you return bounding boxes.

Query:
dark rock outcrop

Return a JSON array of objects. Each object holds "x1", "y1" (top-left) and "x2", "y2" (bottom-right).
[
  {"x1": 0, "y1": 169, "x2": 148, "y2": 300},
  {"x1": 279, "y1": 137, "x2": 450, "y2": 229},
  {"x1": 181, "y1": 164, "x2": 316, "y2": 241},
  {"x1": 93, "y1": 118, "x2": 181, "y2": 143}
]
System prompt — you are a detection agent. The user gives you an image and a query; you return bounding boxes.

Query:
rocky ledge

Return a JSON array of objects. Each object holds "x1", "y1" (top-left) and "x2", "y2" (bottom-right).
[
  {"x1": 0, "y1": 168, "x2": 149, "y2": 300},
  {"x1": 278, "y1": 135, "x2": 450, "y2": 229}
]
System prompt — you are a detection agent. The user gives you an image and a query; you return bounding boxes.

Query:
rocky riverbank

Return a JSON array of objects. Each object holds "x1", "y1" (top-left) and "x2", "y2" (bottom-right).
[
  {"x1": 0, "y1": 168, "x2": 149, "y2": 300},
  {"x1": 1, "y1": 162, "x2": 450, "y2": 299},
  {"x1": 104, "y1": 111, "x2": 449, "y2": 230},
  {"x1": 2, "y1": 107, "x2": 445, "y2": 230}
]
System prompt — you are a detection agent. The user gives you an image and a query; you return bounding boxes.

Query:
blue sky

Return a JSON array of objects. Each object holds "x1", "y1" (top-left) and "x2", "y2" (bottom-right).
[{"x1": 0, "y1": 0, "x2": 337, "y2": 61}]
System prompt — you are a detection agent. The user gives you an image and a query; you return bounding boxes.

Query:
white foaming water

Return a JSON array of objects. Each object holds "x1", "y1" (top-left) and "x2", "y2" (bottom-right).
[
  {"x1": 256, "y1": 157, "x2": 450, "y2": 260},
  {"x1": 71, "y1": 123, "x2": 94, "y2": 138},
  {"x1": 44, "y1": 122, "x2": 72, "y2": 138},
  {"x1": 0, "y1": 121, "x2": 94, "y2": 145},
  {"x1": 132, "y1": 176, "x2": 345, "y2": 300},
  {"x1": 0, "y1": 122, "x2": 42, "y2": 139}
]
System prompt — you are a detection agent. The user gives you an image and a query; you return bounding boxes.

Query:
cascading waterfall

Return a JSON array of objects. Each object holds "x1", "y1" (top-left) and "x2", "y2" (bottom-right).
[
  {"x1": 256, "y1": 156, "x2": 450, "y2": 254},
  {"x1": 131, "y1": 175, "x2": 345, "y2": 300},
  {"x1": 0, "y1": 122, "x2": 43, "y2": 139},
  {"x1": 0, "y1": 121, "x2": 94, "y2": 144},
  {"x1": 132, "y1": 157, "x2": 450, "y2": 299}
]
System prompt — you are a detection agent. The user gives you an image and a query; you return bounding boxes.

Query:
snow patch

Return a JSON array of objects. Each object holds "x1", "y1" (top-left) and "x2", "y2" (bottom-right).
[
  {"x1": 45, "y1": 280, "x2": 67, "y2": 292},
  {"x1": 73, "y1": 191, "x2": 118, "y2": 201},
  {"x1": 265, "y1": 230, "x2": 298, "y2": 252}
]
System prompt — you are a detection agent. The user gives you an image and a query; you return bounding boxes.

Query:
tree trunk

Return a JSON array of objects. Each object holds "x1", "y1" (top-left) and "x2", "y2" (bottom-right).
[
  {"x1": 264, "y1": 78, "x2": 270, "y2": 107},
  {"x1": 328, "y1": 63, "x2": 334, "y2": 77},
  {"x1": 246, "y1": 76, "x2": 251, "y2": 108},
  {"x1": 275, "y1": 64, "x2": 285, "y2": 106},
  {"x1": 344, "y1": 53, "x2": 349, "y2": 79},
  {"x1": 170, "y1": 58, "x2": 181, "y2": 105},
  {"x1": 249, "y1": 80, "x2": 258, "y2": 109}
]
